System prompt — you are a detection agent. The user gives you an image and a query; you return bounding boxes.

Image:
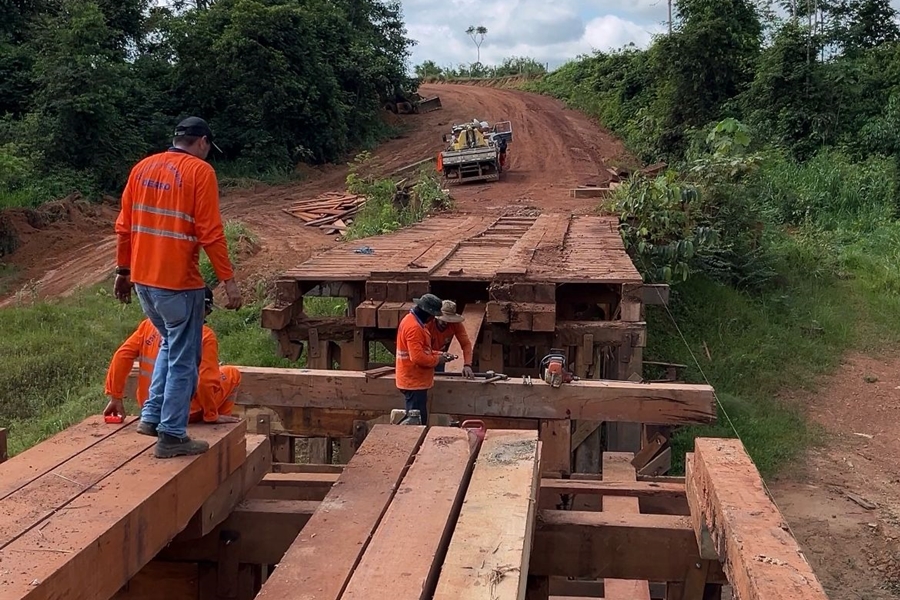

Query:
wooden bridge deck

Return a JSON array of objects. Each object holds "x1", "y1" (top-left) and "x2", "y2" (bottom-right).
[
  {"x1": 0, "y1": 416, "x2": 247, "y2": 600},
  {"x1": 282, "y1": 214, "x2": 642, "y2": 285}
]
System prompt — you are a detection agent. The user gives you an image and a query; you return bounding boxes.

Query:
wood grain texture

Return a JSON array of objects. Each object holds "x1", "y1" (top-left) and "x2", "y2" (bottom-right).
[
  {"x1": 232, "y1": 367, "x2": 717, "y2": 424},
  {"x1": 342, "y1": 427, "x2": 476, "y2": 600},
  {"x1": 687, "y1": 438, "x2": 829, "y2": 600},
  {"x1": 444, "y1": 303, "x2": 486, "y2": 372},
  {"x1": 0, "y1": 420, "x2": 247, "y2": 600},
  {"x1": 0, "y1": 415, "x2": 137, "y2": 501},
  {"x1": 433, "y1": 430, "x2": 541, "y2": 600},
  {"x1": 256, "y1": 424, "x2": 426, "y2": 600}
]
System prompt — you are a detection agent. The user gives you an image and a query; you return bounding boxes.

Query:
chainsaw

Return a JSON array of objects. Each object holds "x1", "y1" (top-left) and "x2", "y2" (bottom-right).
[{"x1": 540, "y1": 349, "x2": 577, "y2": 388}]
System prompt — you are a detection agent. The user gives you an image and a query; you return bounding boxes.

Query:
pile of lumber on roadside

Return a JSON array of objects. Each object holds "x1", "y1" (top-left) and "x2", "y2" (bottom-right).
[{"x1": 283, "y1": 192, "x2": 367, "y2": 235}]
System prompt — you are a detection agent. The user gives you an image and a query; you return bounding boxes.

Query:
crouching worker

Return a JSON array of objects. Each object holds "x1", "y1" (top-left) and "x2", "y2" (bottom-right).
[{"x1": 103, "y1": 287, "x2": 242, "y2": 426}]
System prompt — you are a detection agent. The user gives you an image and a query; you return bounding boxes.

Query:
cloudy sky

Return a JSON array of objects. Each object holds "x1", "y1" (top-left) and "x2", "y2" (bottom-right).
[
  {"x1": 400, "y1": 0, "x2": 900, "y2": 71},
  {"x1": 399, "y1": 0, "x2": 671, "y2": 70}
]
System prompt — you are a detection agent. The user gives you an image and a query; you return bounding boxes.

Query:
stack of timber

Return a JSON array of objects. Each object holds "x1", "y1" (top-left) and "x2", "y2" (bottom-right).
[
  {"x1": 282, "y1": 192, "x2": 367, "y2": 234},
  {"x1": 0, "y1": 415, "x2": 247, "y2": 600}
]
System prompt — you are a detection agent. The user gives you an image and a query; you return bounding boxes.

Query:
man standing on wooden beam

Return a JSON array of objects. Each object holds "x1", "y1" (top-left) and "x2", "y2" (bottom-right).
[
  {"x1": 113, "y1": 117, "x2": 242, "y2": 458},
  {"x1": 429, "y1": 300, "x2": 474, "y2": 378},
  {"x1": 396, "y1": 293, "x2": 453, "y2": 425}
]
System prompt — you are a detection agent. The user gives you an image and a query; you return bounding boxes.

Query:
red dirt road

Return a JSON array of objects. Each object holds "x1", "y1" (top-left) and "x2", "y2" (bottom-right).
[{"x1": 0, "y1": 84, "x2": 632, "y2": 306}]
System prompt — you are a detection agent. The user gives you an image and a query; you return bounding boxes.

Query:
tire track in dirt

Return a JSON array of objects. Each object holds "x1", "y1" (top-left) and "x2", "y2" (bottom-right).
[{"x1": 0, "y1": 84, "x2": 635, "y2": 305}]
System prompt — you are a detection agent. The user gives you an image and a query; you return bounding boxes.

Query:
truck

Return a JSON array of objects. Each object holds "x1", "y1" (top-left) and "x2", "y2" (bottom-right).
[{"x1": 438, "y1": 120, "x2": 513, "y2": 185}]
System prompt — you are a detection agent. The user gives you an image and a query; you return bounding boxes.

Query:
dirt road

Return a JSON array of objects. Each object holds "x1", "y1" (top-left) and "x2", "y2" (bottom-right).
[{"x1": 0, "y1": 84, "x2": 632, "y2": 306}]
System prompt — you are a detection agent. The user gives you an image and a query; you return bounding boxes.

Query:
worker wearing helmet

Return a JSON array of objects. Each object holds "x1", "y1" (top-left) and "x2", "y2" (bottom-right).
[
  {"x1": 395, "y1": 293, "x2": 453, "y2": 425},
  {"x1": 428, "y1": 300, "x2": 475, "y2": 379},
  {"x1": 103, "y1": 287, "x2": 242, "y2": 427},
  {"x1": 114, "y1": 117, "x2": 242, "y2": 458}
]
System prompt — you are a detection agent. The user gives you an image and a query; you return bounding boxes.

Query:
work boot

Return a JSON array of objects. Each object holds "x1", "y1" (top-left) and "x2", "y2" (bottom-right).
[
  {"x1": 154, "y1": 433, "x2": 209, "y2": 458},
  {"x1": 137, "y1": 421, "x2": 158, "y2": 437}
]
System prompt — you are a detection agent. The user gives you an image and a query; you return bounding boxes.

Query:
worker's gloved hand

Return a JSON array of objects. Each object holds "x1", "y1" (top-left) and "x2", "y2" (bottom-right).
[
  {"x1": 462, "y1": 365, "x2": 475, "y2": 379},
  {"x1": 103, "y1": 398, "x2": 126, "y2": 419},
  {"x1": 114, "y1": 274, "x2": 132, "y2": 304},
  {"x1": 223, "y1": 279, "x2": 242, "y2": 310},
  {"x1": 437, "y1": 352, "x2": 452, "y2": 365},
  {"x1": 212, "y1": 415, "x2": 241, "y2": 424}
]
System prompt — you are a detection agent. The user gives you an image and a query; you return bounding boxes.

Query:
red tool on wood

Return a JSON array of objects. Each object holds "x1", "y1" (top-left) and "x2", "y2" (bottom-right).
[
  {"x1": 460, "y1": 419, "x2": 486, "y2": 450},
  {"x1": 104, "y1": 415, "x2": 125, "y2": 424}
]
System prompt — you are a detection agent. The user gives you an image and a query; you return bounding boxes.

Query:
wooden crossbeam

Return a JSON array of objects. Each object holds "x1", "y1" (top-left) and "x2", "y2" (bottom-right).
[
  {"x1": 601, "y1": 452, "x2": 651, "y2": 600},
  {"x1": 0, "y1": 420, "x2": 247, "y2": 600},
  {"x1": 530, "y1": 510, "x2": 727, "y2": 584},
  {"x1": 227, "y1": 367, "x2": 716, "y2": 424},
  {"x1": 255, "y1": 425, "x2": 426, "y2": 600},
  {"x1": 686, "y1": 438, "x2": 829, "y2": 600},
  {"x1": 540, "y1": 478, "x2": 684, "y2": 499},
  {"x1": 159, "y1": 499, "x2": 319, "y2": 565},
  {"x1": 433, "y1": 430, "x2": 541, "y2": 599},
  {"x1": 177, "y1": 434, "x2": 271, "y2": 540},
  {"x1": 247, "y1": 471, "x2": 340, "y2": 501}
]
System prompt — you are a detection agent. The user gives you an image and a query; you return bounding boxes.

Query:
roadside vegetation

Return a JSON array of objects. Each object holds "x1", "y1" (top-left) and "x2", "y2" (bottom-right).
[
  {"x1": 530, "y1": 0, "x2": 900, "y2": 474},
  {"x1": 344, "y1": 152, "x2": 452, "y2": 240},
  {"x1": 414, "y1": 56, "x2": 547, "y2": 82}
]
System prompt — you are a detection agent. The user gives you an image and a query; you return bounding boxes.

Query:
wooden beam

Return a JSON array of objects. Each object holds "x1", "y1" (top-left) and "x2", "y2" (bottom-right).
[
  {"x1": 0, "y1": 421, "x2": 247, "y2": 600},
  {"x1": 159, "y1": 499, "x2": 318, "y2": 565},
  {"x1": 0, "y1": 427, "x2": 7, "y2": 464},
  {"x1": 0, "y1": 421, "x2": 158, "y2": 549},
  {"x1": 271, "y1": 462, "x2": 344, "y2": 474},
  {"x1": 601, "y1": 452, "x2": 650, "y2": 600},
  {"x1": 540, "y1": 478, "x2": 684, "y2": 499},
  {"x1": 342, "y1": 427, "x2": 477, "y2": 600},
  {"x1": 112, "y1": 560, "x2": 200, "y2": 600},
  {"x1": 256, "y1": 425, "x2": 426, "y2": 600},
  {"x1": 227, "y1": 367, "x2": 717, "y2": 424},
  {"x1": 247, "y1": 472, "x2": 339, "y2": 501},
  {"x1": 177, "y1": 434, "x2": 271, "y2": 540},
  {"x1": 686, "y1": 438, "x2": 829, "y2": 600},
  {"x1": 0, "y1": 416, "x2": 137, "y2": 501},
  {"x1": 445, "y1": 303, "x2": 486, "y2": 372},
  {"x1": 530, "y1": 510, "x2": 727, "y2": 584},
  {"x1": 433, "y1": 430, "x2": 541, "y2": 599},
  {"x1": 539, "y1": 420, "x2": 571, "y2": 477}
]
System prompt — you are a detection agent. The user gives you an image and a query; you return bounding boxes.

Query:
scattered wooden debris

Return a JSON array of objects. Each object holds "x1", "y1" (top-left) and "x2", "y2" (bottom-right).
[{"x1": 283, "y1": 192, "x2": 367, "y2": 235}]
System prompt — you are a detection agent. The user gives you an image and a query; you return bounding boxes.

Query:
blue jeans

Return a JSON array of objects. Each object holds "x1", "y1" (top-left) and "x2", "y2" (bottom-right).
[
  {"x1": 434, "y1": 362, "x2": 446, "y2": 373},
  {"x1": 402, "y1": 389, "x2": 429, "y2": 425},
  {"x1": 135, "y1": 284, "x2": 205, "y2": 438}
]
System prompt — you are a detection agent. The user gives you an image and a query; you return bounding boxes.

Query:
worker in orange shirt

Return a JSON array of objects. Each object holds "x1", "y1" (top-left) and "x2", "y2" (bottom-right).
[
  {"x1": 395, "y1": 293, "x2": 453, "y2": 425},
  {"x1": 103, "y1": 288, "x2": 242, "y2": 425},
  {"x1": 429, "y1": 300, "x2": 475, "y2": 379},
  {"x1": 114, "y1": 117, "x2": 242, "y2": 459}
]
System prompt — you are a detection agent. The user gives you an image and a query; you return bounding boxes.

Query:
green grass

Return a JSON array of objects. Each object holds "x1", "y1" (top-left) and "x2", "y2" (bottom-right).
[
  {"x1": 654, "y1": 221, "x2": 900, "y2": 477},
  {"x1": 0, "y1": 285, "x2": 291, "y2": 456}
]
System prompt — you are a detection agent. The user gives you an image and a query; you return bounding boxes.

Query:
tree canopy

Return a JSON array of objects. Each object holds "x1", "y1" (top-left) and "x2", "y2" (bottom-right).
[{"x1": 0, "y1": 0, "x2": 416, "y2": 196}]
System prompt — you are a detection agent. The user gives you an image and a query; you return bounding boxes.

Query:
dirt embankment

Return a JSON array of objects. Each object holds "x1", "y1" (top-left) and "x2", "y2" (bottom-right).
[{"x1": 0, "y1": 84, "x2": 634, "y2": 304}]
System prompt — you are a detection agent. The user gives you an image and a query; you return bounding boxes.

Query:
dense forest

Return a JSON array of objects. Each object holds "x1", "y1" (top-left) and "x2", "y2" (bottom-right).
[
  {"x1": 528, "y1": 0, "x2": 900, "y2": 293},
  {"x1": 0, "y1": 0, "x2": 415, "y2": 203}
]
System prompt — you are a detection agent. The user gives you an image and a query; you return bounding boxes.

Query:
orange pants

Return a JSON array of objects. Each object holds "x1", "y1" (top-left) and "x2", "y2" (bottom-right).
[{"x1": 188, "y1": 366, "x2": 242, "y2": 423}]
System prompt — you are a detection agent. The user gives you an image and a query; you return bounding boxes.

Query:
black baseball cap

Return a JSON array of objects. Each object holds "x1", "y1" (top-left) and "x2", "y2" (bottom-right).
[{"x1": 174, "y1": 117, "x2": 222, "y2": 153}]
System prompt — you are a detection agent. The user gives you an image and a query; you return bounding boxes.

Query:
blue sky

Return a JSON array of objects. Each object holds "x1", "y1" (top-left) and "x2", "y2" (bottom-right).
[
  {"x1": 399, "y1": 0, "x2": 670, "y2": 70},
  {"x1": 400, "y1": 0, "x2": 900, "y2": 71}
]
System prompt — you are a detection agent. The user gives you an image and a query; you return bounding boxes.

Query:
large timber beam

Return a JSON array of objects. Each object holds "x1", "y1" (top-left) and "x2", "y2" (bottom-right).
[
  {"x1": 686, "y1": 438, "x2": 829, "y2": 600},
  {"x1": 530, "y1": 510, "x2": 727, "y2": 584},
  {"x1": 230, "y1": 367, "x2": 716, "y2": 424}
]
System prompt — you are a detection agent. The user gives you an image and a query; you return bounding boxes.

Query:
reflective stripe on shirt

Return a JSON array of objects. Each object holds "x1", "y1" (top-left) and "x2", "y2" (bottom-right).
[
  {"x1": 132, "y1": 225, "x2": 198, "y2": 243},
  {"x1": 134, "y1": 203, "x2": 195, "y2": 223}
]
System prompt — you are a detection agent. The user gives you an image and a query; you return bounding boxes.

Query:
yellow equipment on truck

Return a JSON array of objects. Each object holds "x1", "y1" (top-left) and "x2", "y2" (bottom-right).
[{"x1": 437, "y1": 119, "x2": 513, "y2": 185}]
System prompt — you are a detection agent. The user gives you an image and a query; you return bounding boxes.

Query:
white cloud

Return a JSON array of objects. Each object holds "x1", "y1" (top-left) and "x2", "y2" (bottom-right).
[{"x1": 400, "y1": 0, "x2": 667, "y2": 71}]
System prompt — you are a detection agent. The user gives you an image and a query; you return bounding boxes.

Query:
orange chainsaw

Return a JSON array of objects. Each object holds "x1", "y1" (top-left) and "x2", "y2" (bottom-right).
[{"x1": 540, "y1": 349, "x2": 577, "y2": 388}]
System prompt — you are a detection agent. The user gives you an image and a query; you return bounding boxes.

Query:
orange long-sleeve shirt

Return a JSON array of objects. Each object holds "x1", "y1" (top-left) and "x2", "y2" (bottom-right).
[
  {"x1": 396, "y1": 311, "x2": 440, "y2": 390},
  {"x1": 104, "y1": 318, "x2": 231, "y2": 422},
  {"x1": 115, "y1": 149, "x2": 233, "y2": 290},
  {"x1": 428, "y1": 321, "x2": 473, "y2": 366}
]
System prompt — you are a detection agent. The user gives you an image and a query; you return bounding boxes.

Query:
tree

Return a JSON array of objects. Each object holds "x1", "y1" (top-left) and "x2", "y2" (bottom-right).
[{"x1": 465, "y1": 25, "x2": 487, "y2": 64}]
